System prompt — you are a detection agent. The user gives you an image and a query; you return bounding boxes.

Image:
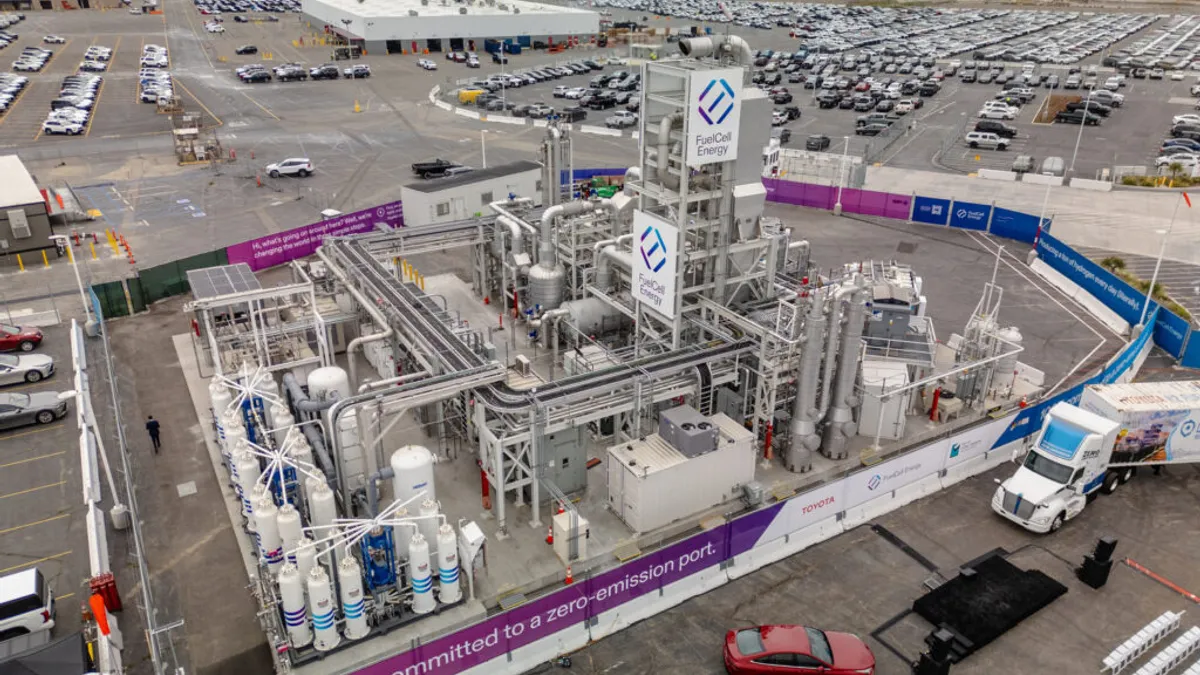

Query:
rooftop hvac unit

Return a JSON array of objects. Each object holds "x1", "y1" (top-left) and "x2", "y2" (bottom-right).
[
  {"x1": 459, "y1": 6, "x2": 466, "y2": 12},
  {"x1": 514, "y1": 355, "x2": 532, "y2": 376},
  {"x1": 8, "y1": 210, "x2": 30, "y2": 239}
]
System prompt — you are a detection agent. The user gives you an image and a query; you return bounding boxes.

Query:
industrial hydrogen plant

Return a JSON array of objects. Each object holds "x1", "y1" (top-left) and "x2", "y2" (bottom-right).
[{"x1": 183, "y1": 35, "x2": 1038, "y2": 673}]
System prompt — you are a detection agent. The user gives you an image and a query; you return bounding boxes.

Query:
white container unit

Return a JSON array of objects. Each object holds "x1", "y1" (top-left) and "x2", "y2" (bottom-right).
[
  {"x1": 306, "y1": 566, "x2": 341, "y2": 652},
  {"x1": 857, "y1": 360, "x2": 911, "y2": 441},
  {"x1": 308, "y1": 366, "x2": 352, "y2": 402},
  {"x1": 606, "y1": 413, "x2": 755, "y2": 533},
  {"x1": 390, "y1": 446, "x2": 436, "y2": 507},
  {"x1": 255, "y1": 494, "x2": 284, "y2": 574},
  {"x1": 436, "y1": 524, "x2": 461, "y2": 604},
  {"x1": 234, "y1": 449, "x2": 262, "y2": 519},
  {"x1": 409, "y1": 532, "x2": 435, "y2": 615},
  {"x1": 277, "y1": 504, "x2": 303, "y2": 566},
  {"x1": 210, "y1": 380, "x2": 233, "y2": 441},
  {"x1": 338, "y1": 557, "x2": 370, "y2": 640},
  {"x1": 295, "y1": 536, "x2": 317, "y2": 581},
  {"x1": 278, "y1": 563, "x2": 312, "y2": 648}
]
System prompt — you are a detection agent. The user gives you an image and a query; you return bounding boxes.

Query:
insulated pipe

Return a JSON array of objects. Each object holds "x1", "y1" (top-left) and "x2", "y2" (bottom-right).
[
  {"x1": 283, "y1": 372, "x2": 336, "y2": 414},
  {"x1": 357, "y1": 369, "x2": 431, "y2": 394},
  {"x1": 595, "y1": 245, "x2": 633, "y2": 291},
  {"x1": 623, "y1": 166, "x2": 641, "y2": 196},
  {"x1": 678, "y1": 34, "x2": 755, "y2": 66},
  {"x1": 657, "y1": 112, "x2": 684, "y2": 191},
  {"x1": 816, "y1": 282, "x2": 858, "y2": 421},
  {"x1": 317, "y1": 247, "x2": 394, "y2": 389},
  {"x1": 787, "y1": 292, "x2": 826, "y2": 472},
  {"x1": 823, "y1": 276, "x2": 869, "y2": 459},
  {"x1": 538, "y1": 200, "x2": 593, "y2": 266},
  {"x1": 495, "y1": 215, "x2": 526, "y2": 260}
]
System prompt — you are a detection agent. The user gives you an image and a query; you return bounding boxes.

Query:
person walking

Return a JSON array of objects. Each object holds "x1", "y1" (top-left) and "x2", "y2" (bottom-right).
[{"x1": 146, "y1": 415, "x2": 161, "y2": 453}]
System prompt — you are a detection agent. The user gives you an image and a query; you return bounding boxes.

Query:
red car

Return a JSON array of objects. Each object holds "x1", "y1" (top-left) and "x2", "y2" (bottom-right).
[
  {"x1": 0, "y1": 324, "x2": 44, "y2": 352},
  {"x1": 724, "y1": 625, "x2": 875, "y2": 674}
]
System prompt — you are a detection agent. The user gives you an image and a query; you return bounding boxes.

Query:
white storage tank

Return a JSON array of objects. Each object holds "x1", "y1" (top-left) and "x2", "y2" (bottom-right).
[
  {"x1": 857, "y1": 360, "x2": 911, "y2": 441},
  {"x1": 234, "y1": 450, "x2": 261, "y2": 520},
  {"x1": 306, "y1": 566, "x2": 341, "y2": 652},
  {"x1": 408, "y1": 532, "x2": 435, "y2": 615},
  {"x1": 308, "y1": 366, "x2": 352, "y2": 403},
  {"x1": 390, "y1": 510, "x2": 410, "y2": 563},
  {"x1": 278, "y1": 563, "x2": 312, "y2": 648},
  {"x1": 271, "y1": 402, "x2": 295, "y2": 442},
  {"x1": 436, "y1": 524, "x2": 461, "y2": 604},
  {"x1": 295, "y1": 536, "x2": 317, "y2": 581},
  {"x1": 255, "y1": 494, "x2": 283, "y2": 574},
  {"x1": 993, "y1": 326, "x2": 1023, "y2": 392},
  {"x1": 418, "y1": 499, "x2": 440, "y2": 558},
  {"x1": 310, "y1": 483, "x2": 337, "y2": 532},
  {"x1": 390, "y1": 446, "x2": 436, "y2": 507},
  {"x1": 247, "y1": 484, "x2": 269, "y2": 535},
  {"x1": 277, "y1": 503, "x2": 303, "y2": 566},
  {"x1": 221, "y1": 410, "x2": 247, "y2": 465},
  {"x1": 289, "y1": 434, "x2": 314, "y2": 474},
  {"x1": 210, "y1": 381, "x2": 233, "y2": 440},
  {"x1": 338, "y1": 557, "x2": 369, "y2": 640}
]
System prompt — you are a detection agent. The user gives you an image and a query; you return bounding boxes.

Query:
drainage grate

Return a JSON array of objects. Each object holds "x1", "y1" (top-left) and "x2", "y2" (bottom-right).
[{"x1": 897, "y1": 242, "x2": 917, "y2": 254}]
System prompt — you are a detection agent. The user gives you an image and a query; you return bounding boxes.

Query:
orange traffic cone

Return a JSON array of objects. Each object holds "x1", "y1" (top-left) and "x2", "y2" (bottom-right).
[
  {"x1": 564, "y1": 566, "x2": 573, "y2": 585},
  {"x1": 546, "y1": 523, "x2": 554, "y2": 545}
]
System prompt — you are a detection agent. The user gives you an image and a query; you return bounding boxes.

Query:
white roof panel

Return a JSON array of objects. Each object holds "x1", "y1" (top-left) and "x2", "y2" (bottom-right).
[
  {"x1": 0, "y1": 155, "x2": 43, "y2": 208},
  {"x1": 1086, "y1": 381, "x2": 1200, "y2": 412}
]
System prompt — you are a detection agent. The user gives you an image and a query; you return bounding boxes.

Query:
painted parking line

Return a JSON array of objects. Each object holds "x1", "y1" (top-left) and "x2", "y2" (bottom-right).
[
  {"x1": 0, "y1": 550, "x2": 72, "y2": 575},
  {"x1": 0, "y1": 451, "x2": 67, "y2": 469},
  {"x1": 240, "y1": 90, "x2": 280, "y2": 120},
  {"x1": 0, "y1": 513, "x2": 70, "y2": 537},
  {"x1": 174, "y1": 79, "x2": 222, "y2": 126},
  {"x1": 0, "y1": 425, "x2": 63, "y2": 444},
  {"x1": 0, "y1": 481, "x2": 66, "y2": 501}
]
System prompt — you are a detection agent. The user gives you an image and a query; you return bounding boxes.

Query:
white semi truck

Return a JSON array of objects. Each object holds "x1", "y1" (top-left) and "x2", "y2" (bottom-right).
[{"x1": 992, "y1": 381, "x2": 1200, "y2": 533}]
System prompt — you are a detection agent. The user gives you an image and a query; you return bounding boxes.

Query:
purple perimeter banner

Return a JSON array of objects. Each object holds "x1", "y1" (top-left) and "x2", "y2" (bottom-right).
[
  {"x1": 226, "y1": 201, "x2": 404, "y2": 271},
  {"x1": 355, "y1": 527, "x2": 730, "y2": 675}
]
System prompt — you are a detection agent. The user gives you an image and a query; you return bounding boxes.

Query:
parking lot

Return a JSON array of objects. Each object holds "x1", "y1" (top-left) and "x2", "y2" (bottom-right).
[{"x1": 0, "y1": 323, "x2": 88, "y2": 640}]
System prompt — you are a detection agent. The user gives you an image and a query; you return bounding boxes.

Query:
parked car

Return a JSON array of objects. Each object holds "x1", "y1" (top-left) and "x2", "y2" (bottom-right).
[
  {"x1": 41, "y1": 118, "x2": 83, "y2": 135},
  {"x1": 0, "y1": 352, "x2": 53, "y2": 385},
  {"x1": 560, "y1": 105, "x2": 587, "y2": 122},
  {"x1": 1011, "y1": 155, "x2": 1035, "y2": 174},
  {"x1": 344, "y1": 64, "x2": 371, "y2": 78},
  {"x1": 1054, "y1": 109, "x2": 1101, "y2": 125},
  {"x1": 856, "y1": 122, "x2": 890, "y2": 136},
  {"x1": 411, "y1": 158, "x2": 461, "y2": 178},
  {"x1": 42, "y1": 35, "x2": 64, "y2": 44},
  {"x1": 0, "y1": 324, "x2": 42, "y2": 352},
  {"x1": 974, "y1": 120, "x2": 1017, "y2": 138},
  {"x1": 265, "y1": 158, "x2": 313, "y2": 178},
  {"x1": 964, "y1": 131, "x2": 1009, "y2": 150},
  {"x1": 235, "y1": 45, "x2": 258, "y2": 55},
  {"x1": 723, "y1": 625, "x2": 875, "y2": 675},
  {"x1": 417, "y1": 59, "x2": 436, "y2": 71},
  {"x1": 605, "y1": 110, "x2": 637, "y2": 128},
  {"x1": 309, "y1": 64, "x2": 339, "y2": 80},
  {"x1": 805, "y1": 134, "x2": 831, "y2": 151},
  {"x1": 0, "y1": 389, "x2": 66, "y2": 429}
]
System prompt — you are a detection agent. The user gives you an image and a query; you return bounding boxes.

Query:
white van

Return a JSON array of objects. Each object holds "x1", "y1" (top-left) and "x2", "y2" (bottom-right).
[{"x1": 0, "y1": 569, "x2": 55, "y2": 642}]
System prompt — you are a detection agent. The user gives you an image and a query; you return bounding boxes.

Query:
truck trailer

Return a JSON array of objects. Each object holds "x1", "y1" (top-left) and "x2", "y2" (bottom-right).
[{"x1": 992, "y1": 381, "x2": 1200, "y2": 533}]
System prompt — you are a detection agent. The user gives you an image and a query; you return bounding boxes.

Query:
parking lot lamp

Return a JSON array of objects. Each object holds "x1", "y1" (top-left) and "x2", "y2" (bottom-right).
[
  {"x1": 833, "y1": 135, "x2": 849, "y2": 216},
  {"x1": 1068, "y1": 92, "x2": 1092, "y2": 177},
  {"x1": 1139, "y1": 196, "x2": 1183, "y2": 327}
]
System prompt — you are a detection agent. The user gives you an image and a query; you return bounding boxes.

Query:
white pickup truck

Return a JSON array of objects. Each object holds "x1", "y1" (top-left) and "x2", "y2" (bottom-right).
[
  {"x1": 992, "y1": 381, "x2": 1200, "y2": 533},
  {"x1": 605, "y1": 110, "x2": 638, "y2": 129}
]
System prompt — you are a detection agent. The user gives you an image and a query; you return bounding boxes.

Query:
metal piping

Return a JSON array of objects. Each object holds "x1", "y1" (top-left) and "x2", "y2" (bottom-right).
[
  {"x1": 678, "y1": 34, "x2": 755, "y2": 66},
  {"x1": 538, "y1": 200, "x2": 593, "y2": 266},
  {"x1": 823, "y1": 275, "x2": 869, "y2": 459},
  {"x1": 595, "y1": 244, "x2": 633, "y2": 291},
  {"x1": 657, "y1": 112, "x2": 684, "y2": 191},
  {"x1": 787, "y1": 292, "x2": 826, "y2": 472},
  {"x1": 357, "y1": 369, "x2": 431, "y2": 393},
  {"x1": 365, "y1": 466, "x2": 394, "y2": 516},
  {"x1": 280, "y1": 373, "x2": 340, "y2": 488},
  {"x1": 317, "y1": 246, "x2": 394, "y2": 389},
  {"x1": 623, "y1": 166, "x2": 641, "y2": 196},
  {"x1": 282, "y1": 372, "x2": 336, "y2": 414},
  {"x1": 495, "y1": 215, "x2": 526, "y2": 260},
  {"x1": 816, "y1": 282, "x2": 857, "y2": 421}
]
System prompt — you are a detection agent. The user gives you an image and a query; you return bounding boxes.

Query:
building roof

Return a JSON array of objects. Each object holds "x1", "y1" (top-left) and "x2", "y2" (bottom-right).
[
  {"x1": 0, "y1": 156, "x2": 43, "y2": 208},
  {"x1": 186, "y1": 264, "x2": 262, "y2": 300},
  {"x1": 313, "y1": 0, "x2": 593, "y2": 20},
  {"x1": 403, "y1": 160, "x2": 541, "y2": 194}
]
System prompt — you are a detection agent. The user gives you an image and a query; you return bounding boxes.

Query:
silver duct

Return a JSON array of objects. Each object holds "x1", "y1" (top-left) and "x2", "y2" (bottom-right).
[
  {"x1": 823, "y1": 275, "x2": 870, "y2": 459},
  {"x1": 316, "y1": 247, "x2": 394, "y2": 389},
  {"x1": 528, "y1": 200, "x2": 593, "y2": 310},
  {"x1": 623, "y1": 166, "x2": 641, "y2": 196},
  {"x1": 656, "y1": 112, "x2": 684, "y2": 191},
  {"x1": 594, "y1": 235, "x2": 633, "y2": 291},
  {"x1": 677, "y1": 34, "x2": 755, "y2": 66},
  {"x1": 787, "y1": 292, "x2": 826, "y2": 472},
  {"x1": 494, "y1": 215, "x2": 526, "y2": 260}
]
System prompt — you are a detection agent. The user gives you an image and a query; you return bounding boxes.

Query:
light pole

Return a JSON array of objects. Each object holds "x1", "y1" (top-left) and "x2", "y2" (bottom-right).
[
  {"x1": 1068, "y1": 81, "x2": 1094, "y2": 177},
  {"x1": 1034, "y1": 179, "x2": 1053, "y2": 245},
  {"x1": 1138, "y1": 193, "x2": 1183, "y2": 326},
  {"x1": 833, "y1": 135, "x2": 849, "y2": 216},
  {"x1": 481, "y1": 129, "x2": 488, "y2": 168}
]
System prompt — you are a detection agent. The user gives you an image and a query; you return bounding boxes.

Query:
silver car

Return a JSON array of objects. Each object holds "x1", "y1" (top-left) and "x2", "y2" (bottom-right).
[
  {"x1": 0, "y1": 391, "x2": 67, "y2": 429},
  {"x1": 0, "y1": 353, "x2": 53, "y2": 385}
]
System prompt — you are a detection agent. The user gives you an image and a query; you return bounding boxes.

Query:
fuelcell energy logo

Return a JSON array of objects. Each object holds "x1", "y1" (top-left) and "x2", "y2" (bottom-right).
[
  {"x1": 1181, "y1": 420, "x2": 1197, "y2": 438},
  {"x1": 640, "y1": 225, "x2": 668, "y2": 273},
  {"x1": 867, "y1": 474, "x2": 882, "y2": 491},
  {"x1": 697, "y1": 78, "x2": 736, "y2": 125}
]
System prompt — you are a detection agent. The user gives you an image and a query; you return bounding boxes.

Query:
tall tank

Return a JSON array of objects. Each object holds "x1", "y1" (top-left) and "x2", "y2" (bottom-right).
[
  {"x1": 255, "y1": 374, "x2": 281, "y2": 427},
  {"x1": 408, "y1": 532, "x2": 435, "y2": 615},
  {"x1": 338, "y1": 556, "x2": 370, "y2": 640},
  {"x1": 436, "y1": 524, "x2": 461, "y2": 604},
  {"x1": 289, "y1": 433, "x2": 314, "y2": 473},
  {"x1": 992, "y1": 326, "x2": 1023, "y2": 395},
  {"x1": 210, "y1": 381, "x2": 233, "y2": 441},
  {"x1": 390, "y1": 446, "x2": 436, "y2": 507},
  {"x1": 308, "y1": 366, "x2": 352, "y2": 403},
  {"x1": 303, "y1": 469, "x2": 326, "y2": 521},
  {"x1": 234, "y1": 450, "x2": 261, "y2": 519},
  {"x1": 221, "y1": 410, "x2": 247, "y2": 465},
  {"x1": 255, "y1": 494, "x2": 283, "y2": 574},
  {"x1": 310, "y1": 483, "x2": 337, "y2": 532},
  {"x1": 247, "y1": 483, "x2": 269, "y2": 535},
  {"x1": 390, "y1": 510, "x2": 410, "y2": 563},
  {"x1": 271, "y1": 403, "x2": 295, "y2": 443},
  {"x1": 295, "y1": 536, "x2": 317, "y2": 581},
  {"x1": 277, "y1": 503, "x2": 303, "y2": 566},
  {"x1": 527, "y1": 263, "x2": 566, "y2": 311},
  {"x1": 278, "y1": 563, "x2": 312, "y2": 648},
  {"x1": 418, "y1": 499, "x2": 440, "y2": 558},
  {"x1": 306, "y1": 566, "x2": 341, "y2": 652}
]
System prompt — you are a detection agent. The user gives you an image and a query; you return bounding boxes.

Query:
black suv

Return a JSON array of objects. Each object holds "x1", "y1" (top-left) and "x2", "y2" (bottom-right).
[
  {"x1": 587, "y1": 93, "x2": 616, "y2": 110},
  {"x1": 1055, "y1": 109, "x2": 1101, "y2": 126},
  {"x1": 805, "y1": 134, "x2": 831, "y2": 151},
  {"x1": 974, "y1": 120, "x2": 1017, "y2": 138},
  {"x1": 559, "y1": 106, "x2": 587, "y2": 122},
  {"x1": 309, "y1": 64, "x2": 339, "y2": 80}
]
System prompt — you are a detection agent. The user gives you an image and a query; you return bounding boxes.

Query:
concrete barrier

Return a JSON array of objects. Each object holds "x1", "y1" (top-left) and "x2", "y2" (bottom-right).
[
  {"x1": 1031, "y1": 258, "x2": 1130, "y2": 335},
  {"x1": 1070, "y1": 178, "x2": 1113, "y2": 192},
  {"x1": 435, "y1": 100, "x2": 453, "y2": 111},
  {"x1": 631, "y1": 131, "x2": 639, "y2": 141},
  {"x1": 488, "y1": 116, "x2": 527, "y2": 126},
  {"x1": 726, "y1": 516, "x2": 843, "y2": 580},
  {"x1": 533, "y1": 120, "x2": 548, "y2": 128},
  {"x1": 579, "y1": 125, "x2": 621, "y2": 137},
  {"x1": 455, "y1": 107, "x2": 481, "y2": 120},
  {"x1": 1023, "y1": 173, "x2": 1063, "y2": 187},
  {"x1": 589, "y1": 565, "x2": 729, "y2": 642},
  {"x1": 891, "y1": 474, "x2": 945, "y2": 509},
  {"x1": 978, "y1": 169, "x2": 1018, "y2": 182},
  {"x1": 481, "y1": 622, "x2": 591, "y2": 675},
  {"x1": 841, "y1": 493, "x2": 896, "y2": 528},
  {"x1": 942, "y1": 453, "x2": 988, "y2": 488}
]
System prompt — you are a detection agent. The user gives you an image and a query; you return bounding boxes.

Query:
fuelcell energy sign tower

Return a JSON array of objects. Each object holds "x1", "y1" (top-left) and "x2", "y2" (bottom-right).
[{"x1": 630, "y1": 35, "x2": 774, "y2": 350}]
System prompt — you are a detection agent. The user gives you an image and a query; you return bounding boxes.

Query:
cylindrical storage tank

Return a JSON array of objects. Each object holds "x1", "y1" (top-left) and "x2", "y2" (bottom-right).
[
  {"x1": 390, "y1": 510, "x2": 410, "y2": 563},
  {"x1": 295, "y1": 536, "x2": 317, "y2": 581},
  {"x1": 221, "y1": 410, "x2": 247, "y2": 465},
  {"x1": 234, "y1": 451, "x2": 261, "y2": 519},
  {"x1": 289, "y1": 434, "x2": 314, "y2": 474},
  {"x1": 310, "y1": 483, "x2": 337, "y2": 532},
  {"x1": 390, "y1": 446, "x2": 436, "y2": 508},
  {"x1": 408, "y1": 532, "x2": 435, "y2": 615},
  {"x1": 271, "y1": 403, "x2": 295, "y2": 443},
  {"x1": 302, "y1": 469, "x2": 326, "y2": 521},
  {"x1": 278, "y1": 563, "x2": 312, "y2": 648},
  {"x1": 527, "y1": 263, "x2": 566, "y2": 310},
  {"x1": 338, "y1": 556, "x2": 370, "y2": 640},
  {"x1": 255, "y1": 375, "x2": 281, "y2": 427},
  {"x1": 306, "y1": 566, "x2": 341, "y2": 652},
  {"x1": 994, "y1": 326, "x2": 1022, "y2": 377},
  {"x1": 210, "y1": 381, "x2": 233, "y2": 441},
  {"x1": 247, "y1": 483, "x2": 269, "y2": 535},
  {"x1": 277, "y1": 503, "x2": 303, "y2": 566},
  {"x1": 255, "y1": 494, "x2": 283, "y2": 574},
  {"x1": 436, "y1": 524, "x2": 461, "y2": 604},
  {"x1": 418, "y1": 500, "x2": 440, "y2": 558},
  {"x1": 308, "y1": 366, "x2": 352, "y2": 403}
]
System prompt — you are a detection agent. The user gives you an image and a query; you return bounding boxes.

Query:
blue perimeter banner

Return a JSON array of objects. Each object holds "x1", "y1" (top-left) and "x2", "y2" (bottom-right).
[
  {"x1": 1036, "y1": 233, "x2": 1145, "y2": 325},
  {"x1": 912, "y1": 196, "x2": 951, "y2": 226},
  {"x1": 949, "y1": 201, "x2": 992, "y2": 231},
  {"x1": 990, "y1": 207, "x2": 1040, "y2": 244},
  {"x1": 1154, "y1": 309, "x2": 1189, "y2": 359}
]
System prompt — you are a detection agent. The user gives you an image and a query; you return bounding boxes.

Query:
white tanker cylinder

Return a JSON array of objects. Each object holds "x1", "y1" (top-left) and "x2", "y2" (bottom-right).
[
  {"x1": 277, "y1": 503, "x2": 303, "y2": 566},
  {"x1": 302, "y1": 469, "x2": 326, "y2": 518},
  {"x1": 306, "y1": 566, "x2": 341, "y2": 652},
  {"x1": 234, "y1": 450, "x2": 261, "y2": 519},
  {"x1": 221, "y1": 410, "x2": 246, "y2": 465},
  {"x1": 390, "y1": 446, "x2": 436, "y2": 507},
  {"x1": 436, "y1": 524, "x2": 461, "y2": 604},
  {"x1": 247, "y1": 483, "x2": 269, "y2": 535},
  {"x1": 338, "y1": 556, "x2": 370, "y2": 640},
  {"x1": 271, "y1": 403, "x2": 295, "y2": 443},
  {"x1": 409, "y1": 532, "x2": 435, "y2": 615},
  {"x1": 278, "y1": 563, "x2": 312, "y2": 648},
  {"x1": 308, "y1": 366, "x2": 352, "y2": 402},
  {"x1": 295, "y1": 536, "x2": 317, "y2": 581},
  {"x1": 418, "y1": 499, "x2": 440, "y2": 557},
  {"x1": 210, "y1": 381, "x2": 233, "y2": 440},
  {"x1": 256, "y1": 375, "x2": 282, "y2": 426},
  {"x1": 288, "y1": 431, "x2": 314, "y2": 472},
  {"x1": 309, "y1": 483, "x2": 338, "y2": 569},
  {"x1": 390, "y1": 509, "x2": 410, "y2": 563},
  {"x1": 255, "y1": 494, "x2": 284, "y2": 574}
]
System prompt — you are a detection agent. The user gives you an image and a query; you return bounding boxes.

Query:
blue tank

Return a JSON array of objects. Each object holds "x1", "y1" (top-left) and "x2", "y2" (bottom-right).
[{"x1": 360, "y1": 527, "x2": 397, "y2": 589}]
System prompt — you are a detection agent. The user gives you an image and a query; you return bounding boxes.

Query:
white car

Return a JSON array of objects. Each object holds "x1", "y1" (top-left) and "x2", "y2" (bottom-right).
[
  {"x1": 771, "y1": 110, "x2": 788, "y2": 126},
  {"x1": 0, "y1": 353, "x2": 54, "y2": 385},
  {"x1": 79, "y1": 60, "x2": 107, "y2": 72},
  {"x1": 1173, "y1": 114, "x2": 1200, "y2": 126},
  {"x1": 564, "y1": 87, "x2": 585, "y2": 99},
  {"x1": 894, "y1": 100, "x2": 914, "y2": 114},
  {"x1": 978, "y1": 107, "x2": 1016, "y2": 120},
  {"x1": 42, "y1": 118, "x2": 84, "y2": 135},
  {"x1": 265, "y1": 158, "x2": 313, "y2": 178},
  {"x1": 417, "y1": 59, "x2": 436, "y2": 70},
  {"x1": 552, "y1": 85, "x2": 570, "y2": 98},
  {"x1": 1173, "y1": 71, "x2": 1186, "y2": 81},
  {"x1": 12, "y1": 60, "x2": 44, "y2": 72},
  {"x1": 1157, "y1": 153, "x2": 1200, "y2": 168},
  {"x1": 205, "y1": 23, "x2": 224, "y2": 33},
  {"x1": 43, "y1": 35, "x2": 65, "y2": 44},
  {"x1": 49, "y1": 109, "x2": 88, "y2": 123}
]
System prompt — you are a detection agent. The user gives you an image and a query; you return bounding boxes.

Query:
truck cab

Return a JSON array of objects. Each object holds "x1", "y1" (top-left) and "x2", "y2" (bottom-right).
[{"x1": 991, "y1": 403, "x2": 1119, "y2": 533}]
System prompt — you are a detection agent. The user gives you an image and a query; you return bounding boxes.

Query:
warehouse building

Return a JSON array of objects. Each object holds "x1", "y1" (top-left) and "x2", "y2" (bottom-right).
[
  {"x1": 0, "y1": 155, "x2": 52, "y2": 255},
  {"x1": 400, "y1": 161, "x2": 541, "y2": 227},
  {"x1": 300, "y1": 0, "x2": 599, "y2": 55}
]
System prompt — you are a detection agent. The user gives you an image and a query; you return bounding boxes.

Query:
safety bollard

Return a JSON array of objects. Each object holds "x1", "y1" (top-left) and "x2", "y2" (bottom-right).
[
  {"x1": 16, "y1": 253, "x2": 23, "y2": 272},
  {"x1": 256, "y1": 175, "x2": 262, "y2": 187},
  {"x1": 67, "y1": 246, "x2": 74, "y2": 264},
  {"x1": 41, "y1": 250, "x2": 48, "y2": 267},
  {"x1": 89, "y1": 241, "x2": 97, "y2": 260}
]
